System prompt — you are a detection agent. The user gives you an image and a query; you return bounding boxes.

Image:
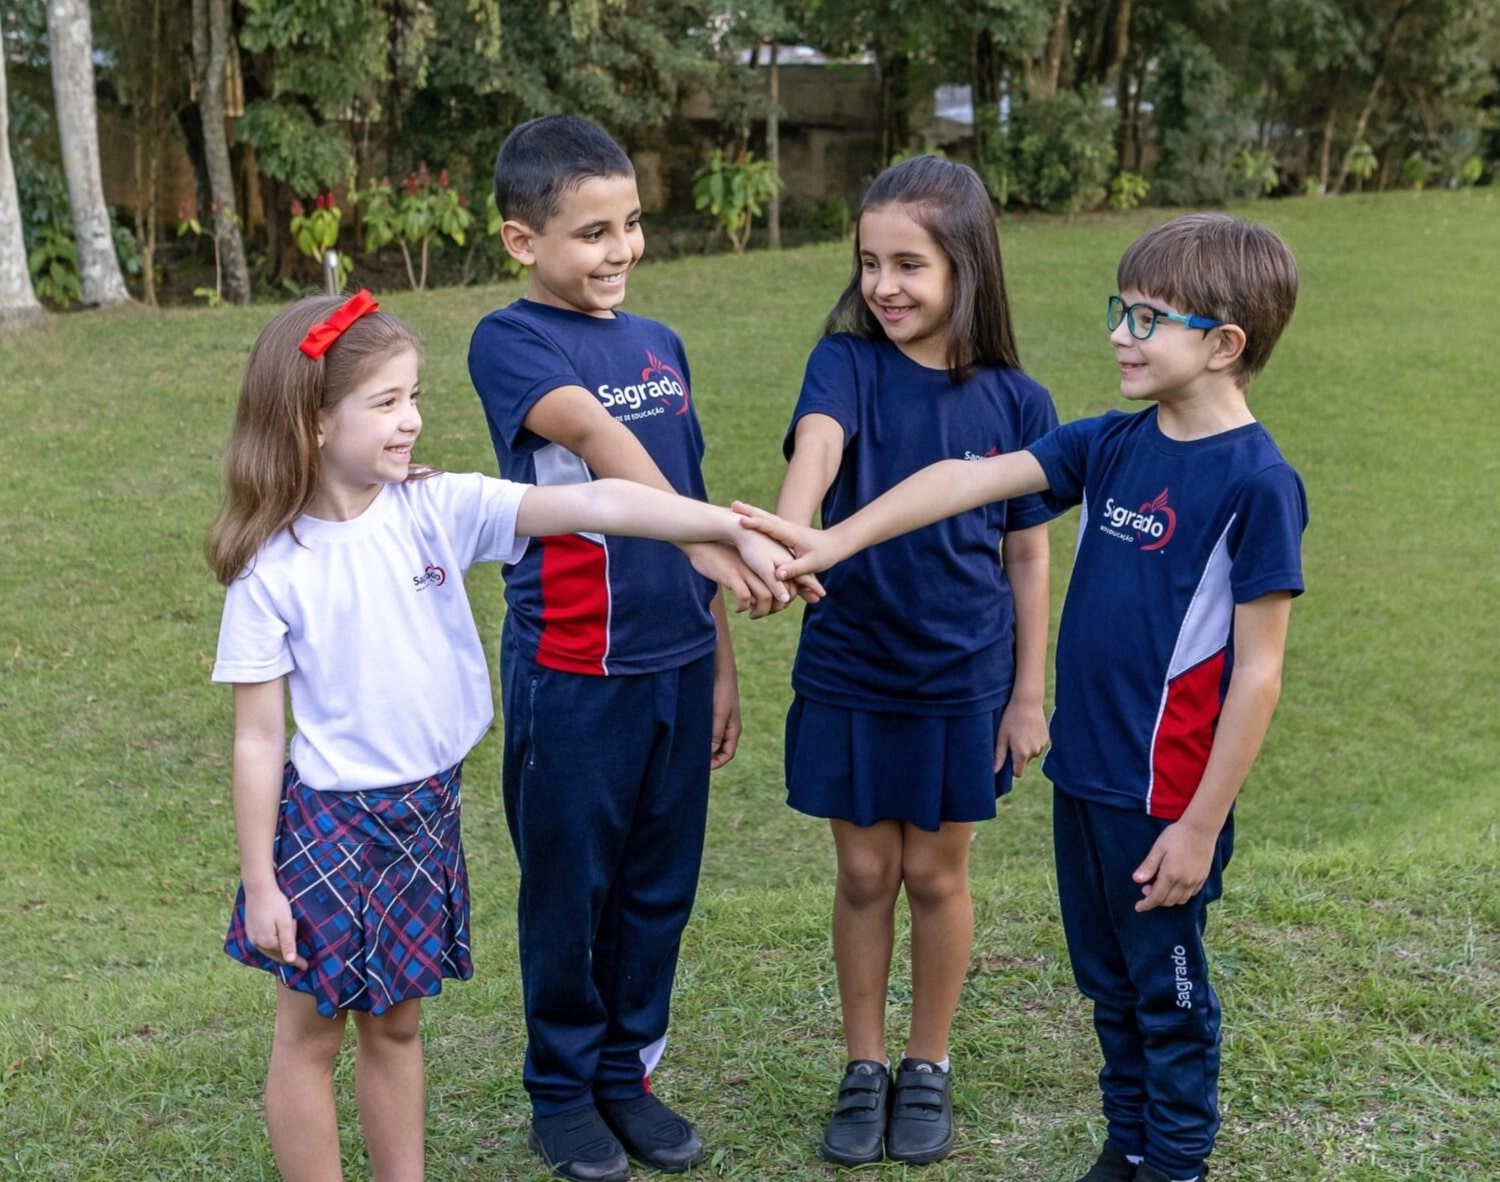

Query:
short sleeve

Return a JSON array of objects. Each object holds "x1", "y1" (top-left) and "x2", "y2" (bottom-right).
[
  {"x1": 468, "y1": 313, "x2": 583, "y2": 457},
  {"x1": 1228, "y1": 464, "x2": 1308, "y2": 602},
  {"x1": 783, "y1": 336, "x2": 858, "y2": 460},
  {"x1": 424, "y1": 473, "x2": 532, "y2": 570},
  {"x1": 212, "y1": 570, "x2": 293, "y2": 685},
  {"x1": 1028, "y1": 414, "x2": 1110, "y2": 511},
  {"x1": 1005, "y1": 381, "x2": 1064, "y2": 530}
]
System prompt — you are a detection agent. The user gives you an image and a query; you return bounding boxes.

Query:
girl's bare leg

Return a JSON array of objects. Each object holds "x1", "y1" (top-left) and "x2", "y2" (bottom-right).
[
  {"x1": 830, "y1": 819, "x2": 905, "y2": 1063},
  {"x1": 352, "y1": 998, "x2": 426, "y2": 1182},
  {"x1": 900, "y1": 821, "x2": 975, "y2": 1063},
  {"x1": 266, "y1": 984, "x2": 348, "y2": 1182}
]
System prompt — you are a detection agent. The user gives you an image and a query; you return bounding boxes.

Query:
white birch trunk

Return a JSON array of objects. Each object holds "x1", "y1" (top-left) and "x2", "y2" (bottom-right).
[
  {"x1": 1, "y1": 46, "x2": 43, "y2": 319},
  {"x1": 47, "y1": 0, "x2": 130, "y2": 305}
]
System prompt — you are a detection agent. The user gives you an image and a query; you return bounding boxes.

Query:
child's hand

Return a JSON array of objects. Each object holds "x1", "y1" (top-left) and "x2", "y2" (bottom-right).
[
  {"x1": 728, "y1": 526, "x2": 803, "y2": 613},
  {"x1": 788, "y1": 571, "x2": 827, "y2": 605},
  {"x1": 244, "y1": 884, "x2": 308, "y2": 969},
  {"x1": 731, "y1": 502, "x2": 845, "y2": 577},
  {"x1": 1132, "y1": 821, "x2": 1217, "y2": 911},
  {"x1": 995, "y1": 698, "x2": 1048, "y2": 777},
  {"x1": 684, "y1": 541, "x2": 781, "y2": 618}
]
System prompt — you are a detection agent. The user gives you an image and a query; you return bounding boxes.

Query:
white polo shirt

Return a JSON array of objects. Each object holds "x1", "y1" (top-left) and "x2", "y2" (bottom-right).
[{"x1": 213, "y1": 473, "x2": 529, "y2": 790}]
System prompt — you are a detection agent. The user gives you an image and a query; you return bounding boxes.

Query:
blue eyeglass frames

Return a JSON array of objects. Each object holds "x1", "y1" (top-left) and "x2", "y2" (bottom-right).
[{"x1": 1107, "y1": 295, "x2": 1222, "y2": 340}]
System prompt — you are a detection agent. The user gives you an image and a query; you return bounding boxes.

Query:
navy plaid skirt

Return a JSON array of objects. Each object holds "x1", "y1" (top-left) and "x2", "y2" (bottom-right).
[{"x1": 225, "y1": 761, "x2": 472, "y2": 1017}]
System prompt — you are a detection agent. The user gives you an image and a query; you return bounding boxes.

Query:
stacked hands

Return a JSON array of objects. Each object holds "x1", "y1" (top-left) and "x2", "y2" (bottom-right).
[
  {"x1": 732, "y1": 501, "x2": 839, "y2": 582},
  {"x1": 697, "y1": 514, "x2": 826, "y2": 617}
]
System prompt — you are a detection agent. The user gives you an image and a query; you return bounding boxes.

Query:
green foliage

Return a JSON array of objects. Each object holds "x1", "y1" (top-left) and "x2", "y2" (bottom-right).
[
  {"x1": 289, "y1": 194, "x2": 352, "y2": 288},
  {"x1": 1150, "y1": 24, "x2": 1262, "y2": 206},
  {"x1": 26, "y1": 223, "x2": 82, "y2": 306},
  {"x1": 1459, "y1": 155, "x2": 1485, "y2": 185},
  {"x1": 1108, "y1": 171, "x2": 1151, "y2": 212},
  {"x1": 233, "y1": 102, "x2": 352, "y2": 197},
  {"x1": 175, "y1": 201, "x2": 237, "y2": 307},
  {"x1": 1230, "y1": 148, "x2": 1282, "y2": 197},
  {"x1": 692, "y1": 149, "x2": 783, "y2": 253},
  {"x1": 1403, "y1": 151, "x2": 1431, "y2": 191},
  {"x1": 1348, "y1": 141, "x2": 1378, "y2": 185},
  {"x1": 356, "y1": 164, "x2": 474, "y2": 290},
  {"x1": 1002, "y1": 87, "x2": 1117, "y2": 214}
]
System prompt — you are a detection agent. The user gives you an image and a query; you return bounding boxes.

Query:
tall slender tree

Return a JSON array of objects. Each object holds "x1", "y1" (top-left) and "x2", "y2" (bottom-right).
[
  {"x1": 45, "y1": 0, "x2": 129, "y2": 305},
  {"x1": 190, "y1": 0, "x2": 250, "y2": 305},
  {"x1": 1, "y1": 41, "x2": 43, "y2": 320}
]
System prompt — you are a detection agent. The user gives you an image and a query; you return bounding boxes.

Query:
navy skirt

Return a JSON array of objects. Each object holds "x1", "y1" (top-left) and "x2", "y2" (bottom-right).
[
  {"x1": 784, "y1": 696, "x2": 1013, "y2": 832},
  {"x1": 225, "y1": 761, "x2": 472, "y2": 1018}
]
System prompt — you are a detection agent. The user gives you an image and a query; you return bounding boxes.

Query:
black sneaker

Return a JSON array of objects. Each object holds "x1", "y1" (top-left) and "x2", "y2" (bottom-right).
[
  {"x1": 1134, "y1": 1164, "x2": 1208, "y2": 1182},
  {"x1": 527, "y1": 1105, "x2": 630, "y2": 1182},
  {"x1": 1075, "y1": 1140, "x2": 1138, "y2": 1182},
  {"x1": 883, "y1": 1057, "x2": 954, "y2": 1165},
  {"x1": 819, "y1": 1060, "x2": 890, "y2": 1165},
  {"x1": 597, "y1": 1092, "x2": 705, "y2": 1173}
]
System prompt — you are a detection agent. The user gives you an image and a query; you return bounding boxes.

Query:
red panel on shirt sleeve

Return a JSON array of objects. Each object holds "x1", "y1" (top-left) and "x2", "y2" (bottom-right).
[
  {"x1": 1149, "y1": 649, "x2": 1227, "y2": 819},
  {"x1": 536, "y1": 534, "x2": 610, "y2": 675}
]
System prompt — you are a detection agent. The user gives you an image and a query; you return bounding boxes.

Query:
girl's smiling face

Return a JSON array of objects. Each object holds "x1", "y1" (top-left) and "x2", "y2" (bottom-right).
[
  {"x1": 312, "y1": 347, "x2": 422, "y2": 519},
  {"x1": 857, "y1": 204, "x2": 954, "y2": 370}
]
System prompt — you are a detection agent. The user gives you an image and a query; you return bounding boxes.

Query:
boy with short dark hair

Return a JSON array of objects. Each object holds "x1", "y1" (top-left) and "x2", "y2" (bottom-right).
[
  {"x1": 468, "y1": 114, "x2": 794, "y2": 1182},
  {"x1": 736, "y1": 212, "x2": 1309, "y2": 1182}
]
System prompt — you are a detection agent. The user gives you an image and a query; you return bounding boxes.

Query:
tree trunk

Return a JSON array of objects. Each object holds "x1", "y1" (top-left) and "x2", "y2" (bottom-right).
[
  {"x1": 765, "y1": 44, "x2": 780, "y2": 251},
  {"x1": 875, "y1": 48, "x2": 912, "y2": 163},
  {"x1": 1331, "y1": 73, "x2": 1386, "y2": 196},
  {"x1": 47, "y1": 0, "x2": 130, "y2": 306},
  {"x1": 972, "y1": 25, "x2": 1000, "y2": 167},
  {"x1": 190, "y1": 0, "x2": 251, "y2": 305},
  {"x1": 1316, "y1": 110, "x2": 1336, "y2": 195},
  {"x1": 1037, "y1": 0, "x2": 1069, "y2": 98},
  {"x1": 0, "y1": 46, "x2": 43, "y2": 320}
]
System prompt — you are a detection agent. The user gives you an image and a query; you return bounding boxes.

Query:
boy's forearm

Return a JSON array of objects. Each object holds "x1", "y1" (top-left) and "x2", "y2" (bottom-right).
[{"x1": 829, "y1": 451, "x2": 1050, "y2": 556}]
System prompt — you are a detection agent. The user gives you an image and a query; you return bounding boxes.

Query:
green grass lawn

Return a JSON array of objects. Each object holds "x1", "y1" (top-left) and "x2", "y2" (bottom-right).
[{"x1": 1, "y1": 190, "x2": 1497, "y2": 1180}]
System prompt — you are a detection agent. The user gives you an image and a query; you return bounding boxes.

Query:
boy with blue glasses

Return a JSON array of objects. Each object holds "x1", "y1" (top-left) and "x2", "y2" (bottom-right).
[{"x1": 736, "y1": 212, "x2": 1309, "y2": 1182}]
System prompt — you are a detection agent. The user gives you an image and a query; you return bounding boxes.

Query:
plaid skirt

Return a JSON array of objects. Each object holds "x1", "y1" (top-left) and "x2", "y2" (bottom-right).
[{"x1": 225, "y1": 761, "x2": 472, "y2": 1018}]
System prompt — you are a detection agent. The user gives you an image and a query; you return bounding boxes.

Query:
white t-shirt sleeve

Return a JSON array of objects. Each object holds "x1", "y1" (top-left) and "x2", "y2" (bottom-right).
[
  {"x1": 425, "y1": 472, "x2": 531, "y2": 569},
  {"x1": 213, "y1": 569, "x2": 294, "y2": 684}
]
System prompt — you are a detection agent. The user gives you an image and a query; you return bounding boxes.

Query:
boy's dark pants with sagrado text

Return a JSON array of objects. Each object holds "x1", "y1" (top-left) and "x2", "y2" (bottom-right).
[
  {"x1": 501, "y1": 625, "x2": 714, "y2": 1117},
  {"x1": 1054, "y1": 788, "x2": 1235, "y2": 1179}
]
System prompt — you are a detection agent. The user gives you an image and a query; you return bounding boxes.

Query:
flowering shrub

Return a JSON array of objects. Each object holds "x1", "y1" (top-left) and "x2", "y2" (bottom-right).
[
  {"x1": 356, "y1": 163, "x2": 473, "y2": 291},
  {"x1": 290, "y1": 193, "x2": 352, "y2": 287}
]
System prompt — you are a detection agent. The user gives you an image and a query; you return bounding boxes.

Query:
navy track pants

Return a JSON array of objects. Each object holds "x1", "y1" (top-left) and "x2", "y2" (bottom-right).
[
  {"x1": 501, "y1": 629, "x2": 714, "y2": 1116},
  {"x1": 1053, "y1": 788, "x2": 1234, "y2": 1179}
]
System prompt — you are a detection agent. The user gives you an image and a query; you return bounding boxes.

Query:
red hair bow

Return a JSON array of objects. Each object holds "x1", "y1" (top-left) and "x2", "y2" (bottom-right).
[{"x1": 299, "y1": 289, "x2": 380, "y2": 359}]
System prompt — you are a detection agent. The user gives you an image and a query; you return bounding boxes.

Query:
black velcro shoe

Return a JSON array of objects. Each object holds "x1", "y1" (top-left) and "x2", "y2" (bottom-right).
[
  {"x1": 1075, "y1": 1141, "x2": 1138, "y2": 1182},
  {"x1": 597, "y1": 1092, "x2": 705, "y2": 1173},
  {"x1": 884, "y1": 1057, "x2": 954, "y2": 1164},
  {"x1": 1134, "y1": 1164, "x2": 1208, "y2": 1182},
  {"x1": 819, "y1": 1060, "x2": 890, "y2": 1165},
  {"x1": 527, "y1": 1105, "x2": 630, "y2": 1182}
]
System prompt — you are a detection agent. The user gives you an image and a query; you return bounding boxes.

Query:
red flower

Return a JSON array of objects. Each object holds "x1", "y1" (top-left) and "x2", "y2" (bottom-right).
[
  {"x1": 458, "y1": 194, "x2": 468, "y2": 208},
  {"x1": 291, "y1": 199, "x2": 305, "y2": 216},
  {"x1": 439, "y1": 168, "x2": 450, "y2": 188}
]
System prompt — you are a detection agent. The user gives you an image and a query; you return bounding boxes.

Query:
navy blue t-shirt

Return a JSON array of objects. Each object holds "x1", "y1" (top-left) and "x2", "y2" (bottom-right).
[
  {"x1": 787, "y1": 334, "x2": 1061, "y2": 715},
  {"x1": 468, "y1": 299, "x2": 716, "y2": 676},
  {"x1": 1028, "y1": 407, "x2": 1308, "y2": 818}
]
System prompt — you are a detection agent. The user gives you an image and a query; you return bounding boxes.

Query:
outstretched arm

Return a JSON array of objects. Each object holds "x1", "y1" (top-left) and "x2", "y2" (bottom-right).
[
  {"x1": 516, "y1": 478, "x2": 804, "y2": 607},
  {"x1": 521, "y1": 385, "x2": 785, "y2": 615},
  {"x1": 231, "y1": 678, "x2": 306, "y2": 969},
  {"x1": 736, "y1": 450, "x2": 1051, "y2": 578},
  {"x1": 1132, "y1": 591, "x2": 1293, "y2": 911}
]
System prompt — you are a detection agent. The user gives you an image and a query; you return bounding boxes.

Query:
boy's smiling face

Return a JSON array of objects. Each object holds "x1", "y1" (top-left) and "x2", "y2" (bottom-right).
[{"x1": 505, "y1": 173, "x2": 645, "y2": 318}]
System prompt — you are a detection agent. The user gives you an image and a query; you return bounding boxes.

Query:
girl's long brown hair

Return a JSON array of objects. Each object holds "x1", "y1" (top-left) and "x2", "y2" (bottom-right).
[
  {"x1": 825, "y1": 155, "x2": 1021, "y2": 383},
  {"x1": 206, "y1": 296, "x2": 422, "y2": 584}
]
